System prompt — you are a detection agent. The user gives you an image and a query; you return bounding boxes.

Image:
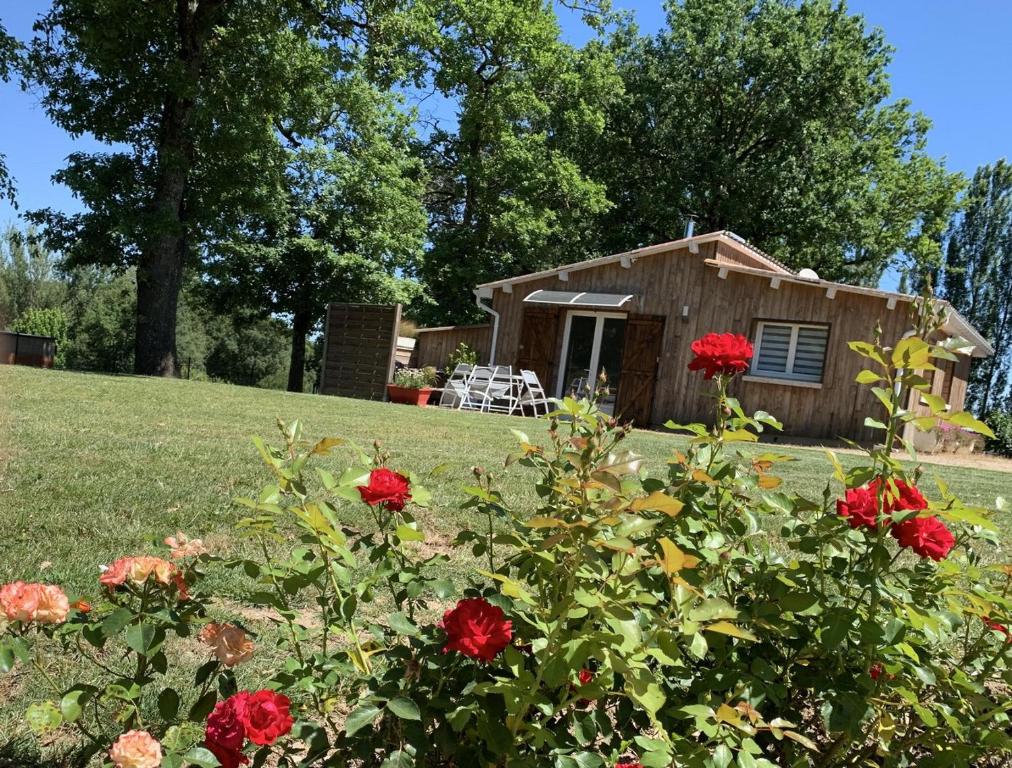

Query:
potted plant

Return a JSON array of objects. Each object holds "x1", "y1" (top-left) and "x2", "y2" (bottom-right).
[{"x1": 386, "y1": 366, "x2": 438, "y2": 406}]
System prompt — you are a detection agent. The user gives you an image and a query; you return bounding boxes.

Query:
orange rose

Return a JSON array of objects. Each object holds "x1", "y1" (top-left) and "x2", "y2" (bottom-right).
[
  {"x1": 0, "y1": 582, "x2": 69, "y2": 625},
  {"x1": 109, "y1": 729, "x2": 162, "y2": 768},
  {"x1": 33, "y1": 584, "x2": 70, "y2": 624},
  {"x1": 199, "y1": 622, "x2": 254, "y2": 667},
  {"x1": 100, "y1": 556, "x2": 188, "y2": 600},
  {"x1": 164, "y1": 532, "x2": 207, "y2": 560}
]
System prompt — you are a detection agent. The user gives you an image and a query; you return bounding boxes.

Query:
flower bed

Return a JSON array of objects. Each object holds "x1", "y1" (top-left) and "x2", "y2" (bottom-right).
[{"x1": 2, "y1": 302, "x2": 1009, "y2": 767}]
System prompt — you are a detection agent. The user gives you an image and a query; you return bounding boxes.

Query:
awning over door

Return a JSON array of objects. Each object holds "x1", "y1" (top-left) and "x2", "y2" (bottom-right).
[{"x1": 523, "y1": 289, "x2": 635, "y2": 308}]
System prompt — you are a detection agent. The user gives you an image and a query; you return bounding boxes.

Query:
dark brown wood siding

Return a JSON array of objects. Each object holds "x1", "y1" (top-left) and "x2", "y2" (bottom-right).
[
  {"x1": 412, "y1": 325, "x2": 493, "y2": 369},
  {"x1": 516, "y1": 307, "x2": 560, "y2": 390}
]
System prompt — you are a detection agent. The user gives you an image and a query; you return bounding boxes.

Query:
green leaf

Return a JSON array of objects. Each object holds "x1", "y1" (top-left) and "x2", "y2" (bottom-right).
[
  {"x1": 386, "y1": 697, "x2": 421, "y2": 721},
  {"x1": 387, "y1": 612, "x2": 420, "y2": 637},
  {"x1": 101, "y1": 607, "x2": 133, "y2": 637},
  {"x1": 125, "y1": 623, "x2": 158, "y2": 655},
  {"x1": 345, "y1": 703, "x2": 382, "y2": 736},
  {"x1": 946, "y1": 410, "x2": 995, "y2": 438},
  {"x1": 855, "y1": 369, "x2": 882, "y2": 384},
  {"x1": 395, "y1": 524, "x2": 425, "y2": 542},
  {"x1": 26, "y1": 701, "x2": 62, "y2": 734},
  {"x1": 431, "y1": 579, "x2": 455, "y2": 599},
  {"x1": 158, "y1": 687, "x2": 181, "y2": 720},
  {"x1": 60, "y1": 689, "x2": 90, "y2": 722},
  {"x1": 180, "y1": 747, "x2": 222, "y2": 768},
  {"x1": 704, "y1": 621, "x2": 757, "y2": 642},
  {"x1": 188, "y1": 691, "x2": 217, "y2": 722}
]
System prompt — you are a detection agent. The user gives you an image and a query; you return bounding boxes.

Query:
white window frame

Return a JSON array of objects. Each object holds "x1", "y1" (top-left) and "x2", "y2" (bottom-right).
[
  {"x1": 555, "y1": 310, "x2": 627, "y2": 399},
  {"x1": 748, "y1": 320, "x2": 829, "y2": 384}
]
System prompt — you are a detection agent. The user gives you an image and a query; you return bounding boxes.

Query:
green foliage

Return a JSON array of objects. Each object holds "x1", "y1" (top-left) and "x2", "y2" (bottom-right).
[
  {"x1": 984, "y1": 410, "x2": 1012, "y2": 458},
  {"x1": 208, "y1": 87, "x2": 427, "y2": 392},
  {"x1": 0, "y1": 226, "x2": 66, "y2": 328},
  {"x1": 417, "y1": 0, "x2": 618, "y2": 324},
  {"x1": 204, "y1": 315, "x2": 292, "y2": 389},
  {"x1": 10, "y1": 307, "x2": 69, "y2": 368},
  {"x1": 60, "y1": 268, "x2": 136, "y2": 373},
  {"x1": 0, "y1": 21, "x2": 17, "y2": 202},
  {"x1": 940, "y1": 159, "x2": 1012, "y2": 413},
  {"x1": 587, "y1": 0, "x2": 963, "y2": 283},
  {"x1": 393, "y1": 366, "x2": 438, "y2": 388},
  {"x1": 446, "y1": 342, "x2": 478, "y2": 370}
]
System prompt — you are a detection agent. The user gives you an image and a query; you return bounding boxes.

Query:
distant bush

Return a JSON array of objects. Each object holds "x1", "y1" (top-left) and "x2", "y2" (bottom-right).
[
  {"x1": 985, "y1": 409, "x2": 1012, "y2": 457},
  {"x1": 446, "y1": 341, "x2": 478, "y2": 371}
]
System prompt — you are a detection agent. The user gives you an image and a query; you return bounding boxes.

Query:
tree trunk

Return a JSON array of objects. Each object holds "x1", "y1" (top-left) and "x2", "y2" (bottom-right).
[
  {"x1": 134, "y1": 0, "x2": 223, "y2": 376},
  {"x1": 287, "y1": 309, "x2": 311, "y2": 393}
]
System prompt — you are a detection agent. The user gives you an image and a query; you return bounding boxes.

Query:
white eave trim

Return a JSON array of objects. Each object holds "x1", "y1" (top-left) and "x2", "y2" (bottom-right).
[
  {"x1": 703, "y1": 259, "x2": 994, "y2": 358},
  {"x1": 474, "y1": 231, "x2": 792, "y2": 291}
]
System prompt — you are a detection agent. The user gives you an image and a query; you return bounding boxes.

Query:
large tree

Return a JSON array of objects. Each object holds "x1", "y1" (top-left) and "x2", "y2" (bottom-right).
[
  {"x1": 208, "y1": 84, "x2": 427, "y2": 393},
  {"x1": 417, "y1": 0, "x2": 619, "y2": 324},
  {"x1": 25, "y1": 0, "x2": 411, "y2": 376},
  {"x1": 940, "y1": 160, "x2": 1012, "y2": 414},
  {"x1": 0, "y1": 21, "x2": 18, "y2": 202},
  {"x1": 586, "y1": 0, "x2": 962, "y2": 283}
]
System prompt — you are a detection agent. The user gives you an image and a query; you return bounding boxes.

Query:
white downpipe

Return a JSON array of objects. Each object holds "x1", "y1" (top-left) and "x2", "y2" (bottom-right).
[{"x1": 474, "y1": 289, "x2": 500, "y2": 365}]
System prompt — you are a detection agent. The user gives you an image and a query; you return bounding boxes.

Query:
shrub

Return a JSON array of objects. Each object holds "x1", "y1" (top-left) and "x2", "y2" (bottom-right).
[
  {"x1": 393, "y1": 366, "x2": 438, "y2": 389},
  {"x1": 446, "y1": 341, "x2": 478, "y2": 371},
  {"x1": 985, "y1": 409, "x2": 1012, "y2": 457},
  {"x1": 3, "y1": 301, "x2": 1010, "y2": 767}
]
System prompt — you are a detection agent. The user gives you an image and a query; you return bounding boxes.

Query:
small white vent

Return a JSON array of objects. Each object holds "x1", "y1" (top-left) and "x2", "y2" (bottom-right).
[{"x1": 798, "y1": 268, "x2": 820, "y2": 281}]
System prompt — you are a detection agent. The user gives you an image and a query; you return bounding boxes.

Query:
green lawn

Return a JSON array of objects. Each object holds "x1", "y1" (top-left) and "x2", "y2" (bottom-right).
[{"x1": 1, "y1": 365, "x2": 1010, "y2": 760}]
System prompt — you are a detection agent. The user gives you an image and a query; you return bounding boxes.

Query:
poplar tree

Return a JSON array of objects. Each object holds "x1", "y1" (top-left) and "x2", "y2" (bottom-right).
[{"x1": 940, "y1": 160, "x2": 1012, "y2": 413}]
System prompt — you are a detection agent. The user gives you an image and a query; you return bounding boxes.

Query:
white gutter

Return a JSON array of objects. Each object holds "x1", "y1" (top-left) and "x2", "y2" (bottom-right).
[{"x1": 474, "y1": 287, "x2": 500, "y2": 364}]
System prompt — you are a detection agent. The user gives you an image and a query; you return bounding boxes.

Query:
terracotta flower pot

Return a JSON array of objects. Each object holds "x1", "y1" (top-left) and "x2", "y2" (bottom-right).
[{"x1": 386, "y1": 384, "x2": 433, "y2": 407}]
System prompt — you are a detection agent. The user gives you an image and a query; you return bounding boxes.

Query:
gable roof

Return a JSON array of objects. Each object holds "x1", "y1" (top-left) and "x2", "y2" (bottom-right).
[
  {"x1": 474, "y1": 230, "x2": 791, "y2": 292},
  {"x1": 474, "y1": 230, "x2": 993, "y2": 358}
]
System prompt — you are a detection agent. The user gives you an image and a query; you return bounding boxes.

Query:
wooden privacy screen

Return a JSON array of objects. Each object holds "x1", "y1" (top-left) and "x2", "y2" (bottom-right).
[{"x1": 319, "y1": 303, "x2": 401, "y2": 400}]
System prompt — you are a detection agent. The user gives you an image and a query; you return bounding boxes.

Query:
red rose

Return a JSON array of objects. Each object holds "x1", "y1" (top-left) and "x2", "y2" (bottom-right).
[
  {"x1": 889, "y1": 515, "x2": 955, "y2": 561},
  {"x1": 869, "y1": 663, "x2": 883, "y2": 681},
  {"x1": 237, "y1": 690, "x2": 293, "y2": 746},
  {"x1": 882, "y1": 478, "x2": 927, "y2": 512},
  {"x1": 205, "y1": 694, "x2": 249, "y2": 768},
  {"x1": 578, "y1": 668, "x2": 593, "y2": 686},
  {"x1": 687, "y1": 333, "x2": 753, "y2": 379},
  {"x1": 440, "y1": 598, "x2": 512, "y2": 662},
  {"x1": 616, "y1": 762, "x2": 644, "y2": 768},
  {"x1": 984, "y1": 617, "x2": 1012, "y2": 642},
  {"x1": 357, "y1": 468, "x2": 412, "y2": 511},
  {"x1": 836, "y1": 485, "x2": 880, "y2": 530},
  {"x1": 837, "y1": 478, "x2": 927, "y2": 531}
]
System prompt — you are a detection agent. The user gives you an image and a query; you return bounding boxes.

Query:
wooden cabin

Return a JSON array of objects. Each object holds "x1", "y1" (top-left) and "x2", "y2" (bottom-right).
[{"x1": 413, "y1": 231, "x2": 992, "y2": 443}]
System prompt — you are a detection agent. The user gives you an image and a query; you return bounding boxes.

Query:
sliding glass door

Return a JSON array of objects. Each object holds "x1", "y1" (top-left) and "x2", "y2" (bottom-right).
[{"x1": 557, "y1": 312, "x2": 627, "y2": 414}]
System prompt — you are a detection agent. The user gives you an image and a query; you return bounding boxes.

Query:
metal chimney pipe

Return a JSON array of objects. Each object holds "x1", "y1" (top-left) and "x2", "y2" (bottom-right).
[{"x1": 684, "y1": 215, "x2": 696, "y2": 239}]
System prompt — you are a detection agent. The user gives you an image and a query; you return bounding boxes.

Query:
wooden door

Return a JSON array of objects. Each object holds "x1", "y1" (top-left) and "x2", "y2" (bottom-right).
[
  {"x1": 615, "y1": 314, "x2": 665, "y2": 426},
  {"x1": 516, "y1": 307, "x2": 560, "y2": 390}
]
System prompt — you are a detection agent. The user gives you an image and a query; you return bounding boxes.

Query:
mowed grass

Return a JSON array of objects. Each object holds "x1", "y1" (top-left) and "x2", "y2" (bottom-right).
[{"x1": 0, "y1": 364, "x2": 1010, "y2": 760}]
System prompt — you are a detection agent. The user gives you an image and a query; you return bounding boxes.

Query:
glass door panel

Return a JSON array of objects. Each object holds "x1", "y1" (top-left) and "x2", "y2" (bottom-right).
[
  {"x1": 595, "y1": 318, "x2": 626, "y2": 414},
  {"x1": 561, "y1": 315, "x2": 596, "y2": 398}
]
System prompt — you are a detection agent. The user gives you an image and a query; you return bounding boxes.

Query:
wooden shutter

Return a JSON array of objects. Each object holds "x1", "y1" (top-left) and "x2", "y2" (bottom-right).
[
  {"x1": 516, "y1": 307, "x2": 560, "y2": 390},
  {"x1": 615, "y1": 314, "x2": 665, "y2": 426}
]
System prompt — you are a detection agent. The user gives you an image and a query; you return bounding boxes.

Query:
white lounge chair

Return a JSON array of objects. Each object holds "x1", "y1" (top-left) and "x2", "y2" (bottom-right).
[
  {"x1": 438, "y1": 363, "x2": 473, "y2": 408},
  {"x1": 518, "y1": 369, "x2": 552, "y2": 416},
  {"x1": 459, "y1": 365, "x2": 494, "y2": 411}
]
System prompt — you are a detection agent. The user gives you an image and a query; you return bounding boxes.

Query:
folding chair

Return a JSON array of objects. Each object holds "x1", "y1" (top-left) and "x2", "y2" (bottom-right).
[
  {"x1": 518, "y1": 369, "x2": 552, "y2": 416},
  {"x1": 459, "y1": 365, "x2": 494, "y2": 411},
  {"x1": 438, "y1": 363, "x2": 473, "y2": 408},
  {"x1": 480, "y1": 366, "x2": 520, "y2": 414}
]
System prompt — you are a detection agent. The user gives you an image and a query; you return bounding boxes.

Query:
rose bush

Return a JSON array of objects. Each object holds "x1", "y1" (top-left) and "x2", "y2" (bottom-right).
[{"x1": 2, "y1": 300, "x2": 1010, "y2": 766}]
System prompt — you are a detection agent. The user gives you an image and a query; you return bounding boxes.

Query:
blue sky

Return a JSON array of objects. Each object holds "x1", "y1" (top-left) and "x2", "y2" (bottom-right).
[{"x1": 1, "y1": 1, "x2": 1010, "y2": 264}]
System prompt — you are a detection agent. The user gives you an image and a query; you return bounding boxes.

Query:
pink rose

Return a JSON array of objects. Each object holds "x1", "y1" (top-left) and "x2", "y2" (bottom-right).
[{"x1": 109, "y1": 730, "x2": 162, "y2": 768}]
